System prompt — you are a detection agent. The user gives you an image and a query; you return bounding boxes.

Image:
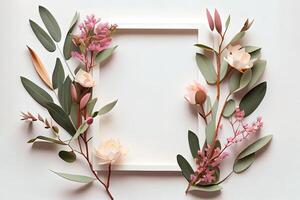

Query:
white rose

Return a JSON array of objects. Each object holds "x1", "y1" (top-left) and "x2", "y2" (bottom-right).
[{"x1": 75, "y1": 69, "x2": 96, "y2": 88}]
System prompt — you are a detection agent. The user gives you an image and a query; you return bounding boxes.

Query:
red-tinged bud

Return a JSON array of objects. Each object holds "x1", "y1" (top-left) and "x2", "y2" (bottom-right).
[
  {"x1": 214, "y1": 9, "x2": 222, "y2": 35},
  {"x1": 86, "y1": 117, "x2": 94, "y2": 125},
  {"x1": 80, "y1": 93, "x2": 91, "y2": 110},
  {"x1": 70, "y1": 83, "x2": 78, "y2": 102},
  {"x1": 206, "y1": 9, "x2": 214, "y2": 31}
]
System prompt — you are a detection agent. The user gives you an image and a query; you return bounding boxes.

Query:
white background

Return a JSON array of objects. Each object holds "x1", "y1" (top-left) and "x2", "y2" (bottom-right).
[{"x1": 0, "y1": 0, "x2": 299, "y2": 199}]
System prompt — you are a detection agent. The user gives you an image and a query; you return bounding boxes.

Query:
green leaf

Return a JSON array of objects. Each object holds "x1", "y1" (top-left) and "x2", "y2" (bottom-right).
[
  {"x1": 96, "y1": 100, "x2": 118, "y2": 116},
  {"x1": 52, "y1": 58, "x2": 65, "y2": 89},
  {"x1": 249, "y1": 60, "x2": 266, "y2": 88},
  {"x1": 220, "y1": 59, "x2": 228, "y2": 81},
  {"x1": 95, "y1": 46, "x2": 118, "y2": 64},
  {"x1": 205, "y1": 100, "x2": 218, "y2": 145},
  {"x1": 29, "y1": 20, "x2": 56, "y2": 52},
  {"x1": 234, "y1": 69, "x2": 252, "y2": 93},
  {"x1": 204, "y1": 96, "x2": 212, "y2": 116},
  {"x1": 51, "y1": 170, "x2": 96, "y2": 183},
  {"x1": 230, "y1": 31, "x2": 245, "y2": 44},
  {"x1": 189, "y1": 185, "x2": 222, "y2": 192},
  {"x1": 238, "y1": 135, "x2": 273, "y2": 159},
  {"x1": 63, "y1": 12, "x2": 80, "y2": 60},
  {"x1": 176, "y1": 154, "x2": 194, "y2": 182},
  {"x1": 39, "y1": 6, "x2": 61, "y2": 42},
  {"x1": 239, "y1": 82, "x2": 267, "y2": 117},
  {"x1": 70, "y1": 122, "x2": 89, "y2": 143},
  {"x1": 188, "y1": 130, "x2": 200, "y2": 158},
  {"x1": 59, "y1": 150, "x2": 76, "y2": 163},
  {"x1": 27, "y1": 136, "x2": 66, "y2": 145},
  {"x1": 70, "y1": 103, "x2": 79, "y2": 127},
  {"x1": 194, "y1": 44, "x2": 215, "y2": 52},
  {"x1": 223, "y1": 99, "x2": 236, "y2": 118},
  {"x1": 250, "y1": 49, "x2": 261, "y2": 59},
  {"x1": 196, "y1": 53, "x2": 217, "y2": 84},
  {"x1": 86, "y1": 98, "x2": 98, "y2": 116},
  {"x1": 45, "y1": 102, "x2": 76, "y2": 136},
  {"x1": 225, "y1": 15, "x2": 231, "y2": 30},
  {"x1": 245, "y1": 46, "x2": 261, "y2": 53},
  {"x1": 233, "y1": 153, "x2": 255, "y2": 173},
  {"x1": 228, "y1": 71, "x2": 241, "y2": 93},
  {"x1": 58, "y1": 76, "x2": 72, "y2": 114},
  {"x1": 21, "y1": 76, "x2": 53, "y2": 107}
]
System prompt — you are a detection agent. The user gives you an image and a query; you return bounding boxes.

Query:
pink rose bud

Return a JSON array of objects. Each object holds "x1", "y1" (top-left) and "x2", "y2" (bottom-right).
[
  {"x1": 70, "y1": 83, "x2": 78, "y2": 102},
  {"x1": 214, "y1": 9, "x2": 222, "y2": 35},
  {"x1": 206, "y1": 9, "x2": 214, "y2": 31},
  {"x1": 80, "y1": 93, "x2": 91, "y2": 110},
  {"x1": 86, "y1": 117, "x2": 94, "y2": 125}
]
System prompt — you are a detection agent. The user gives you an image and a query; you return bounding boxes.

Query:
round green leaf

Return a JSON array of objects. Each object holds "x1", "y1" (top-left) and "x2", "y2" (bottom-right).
[
  {"x1": 233, "y1": 153, "x2": 255, "y2": 173},
  {"x1": 39, "y1": 6, "x2": 61, "y2": 42},
  {"x1": 249, "y1": 60, "x2": 266, "y2": 88},
  {"x1": 223, "y1": 99, "x2": 236, "y2": 118},
  {"x1": 176, "y1": 154, "x2": 194, "y2": 182},
  {"x1": 196, "y1": 53, "x2": 217, "y2": 84},
  {"x1": 29, "y1": 20, "x2": 56, "y2": 52},
  {"x1": 59, "y1": 150, "x2": 76, "y2": 163},
  {"x1": 235, "y1": 69, "x2": 252, "y2": 92},
  {"x1": 188, "y1": 130, "x2": 200, "y2": 158},
  {"x1": 52, "y1": 58, "x2": 65, "y2": 89},
  {"x1": 228, "y1": 71, "x2": 241, "y2": 93},
  {"x1": 239, "y1": 81, "x2": 267, "y2": 117},
  {"x1": 189, "y1": 184, "x2": 222, "y2": 192},
  {"x1": 51, "y1": 170, "x2": 96, "y2": 183},
  {"x1": 238, "y1": 135, "x2": 272, "y2": 159}
]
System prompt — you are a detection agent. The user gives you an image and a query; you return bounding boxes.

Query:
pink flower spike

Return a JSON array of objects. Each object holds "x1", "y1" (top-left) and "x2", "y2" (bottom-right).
[
  {"x1": 70, "y1": 83, "x2": 77, "y2": 102},
  {"x1": 214, "y1": 9, "x2": 222, "y2": 34},
  {"x1": 206, "y1": 9, "x2": 214, "y2": 31},
  {"x1": 80, "y1": 93, "x2": 91, "y2": 110}
]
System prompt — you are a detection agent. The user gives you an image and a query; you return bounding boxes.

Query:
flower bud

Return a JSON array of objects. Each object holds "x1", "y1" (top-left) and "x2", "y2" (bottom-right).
[
  {"x1": 185, "y1": 82, "x2": 207, "y2": 105},
  {"x1": 70, "y1": 83, "x2": 78, "y2": 102},
  {"x1": 86, "y1": 116, "x2": 94, "y2": 125},
  {"x1": 206, "y1": 9, "x2": 214, "y2": 31},
  {"x1": 214, "y1": 9, "x2": 222, "y2": 35},
  {"x1": 80, "y1": 93, "x2": 91, "y2": 110}
]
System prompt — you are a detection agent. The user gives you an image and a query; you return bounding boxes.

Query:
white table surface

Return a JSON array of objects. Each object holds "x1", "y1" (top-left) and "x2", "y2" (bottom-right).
[{"x1": 0, "y1": 0, "x2": 299, "y2": 199}]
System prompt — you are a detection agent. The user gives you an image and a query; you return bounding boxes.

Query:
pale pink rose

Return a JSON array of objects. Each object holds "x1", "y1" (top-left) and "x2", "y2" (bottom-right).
[
  {"x1": 95, "y1": 139, "x2": 127, "y2": 165},
  {"x1": 75, "y1": 69, "x2": 96, "y2": 88},
  {"x1": 184, "y1": 81, "x2": 207, "y2": 105},
  {"x1": 224, "y1": 45, "x2": 255, "y2": 72}
]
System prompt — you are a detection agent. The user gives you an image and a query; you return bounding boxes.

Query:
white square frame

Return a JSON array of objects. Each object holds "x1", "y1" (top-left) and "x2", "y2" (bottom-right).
[{"x1": 91, "y1": 21, "x2": 210, "y2": 172}]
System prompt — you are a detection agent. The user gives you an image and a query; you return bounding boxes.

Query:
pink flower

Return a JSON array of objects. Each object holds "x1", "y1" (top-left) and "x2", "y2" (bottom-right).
[
  {"x1": 185, "y1": 81, "x2": 207, "y2": 105},
  {"x1": 83, "y1": 14, "x2": 99, "y2": 30},
  {"x1": 234, "y1": 107, "x2": 245, "y2": 121},
  {"x1": 71, "y1": 51, "x2": 86, "y2": 63}
]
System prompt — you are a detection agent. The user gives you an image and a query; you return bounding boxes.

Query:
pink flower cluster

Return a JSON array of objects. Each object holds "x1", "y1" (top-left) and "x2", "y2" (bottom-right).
[
  {"x1": 190, "y1": 145, "x2": 229, "y2": 184},
  {"x1": 71, "y1": 15, "x2": 117, "y2": 70},
  {"x1": 226, "y1": 107, "x2": 263, "y2": 146}
]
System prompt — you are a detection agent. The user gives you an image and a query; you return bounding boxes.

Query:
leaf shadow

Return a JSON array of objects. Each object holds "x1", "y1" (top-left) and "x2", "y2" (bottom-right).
[
  {"x1": 189, "y1": 190, "x2": 221, "y2": 198},
  {"x1": 30, "y1": 142, "x2": 58, "y2": 152},
  {"x1": 67, "y1": 182, "x2": 94, "y2": 195}
]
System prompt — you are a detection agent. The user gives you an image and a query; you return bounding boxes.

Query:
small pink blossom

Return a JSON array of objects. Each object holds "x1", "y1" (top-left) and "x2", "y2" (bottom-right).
[
  {"x1": 234, "y1": 107, "x2": 245, "y2": 121},
  {"x1": 71, "y1": 51, "x2": 86, "y2": 63}
]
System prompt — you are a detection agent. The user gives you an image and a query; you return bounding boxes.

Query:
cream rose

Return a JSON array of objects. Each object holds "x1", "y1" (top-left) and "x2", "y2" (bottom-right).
[
  {"x1": 224, "y1": 45, "x2": 255, "y2": 72},
  {"x1": 75, "y1": 69, "x2": 96, "y2": 88},
  {"x1": 95, "y1": 139, "x2": 127, "y2": 165}
]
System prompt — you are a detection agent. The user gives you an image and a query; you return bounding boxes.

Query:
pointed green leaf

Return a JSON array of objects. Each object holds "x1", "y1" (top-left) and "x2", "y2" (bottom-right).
[
  {"x1": 29, "y1": 20, "x2": 56, "y2": 52},
  {"x1": 204, "y1": 96, "x2": 212, "y2": 116},
  {"x1": 95, "y1": 46, "x2": 118, "y2": 64},
  {"x1": 245, "y1": 46, "x2": 261, "y2": 53},
  {"x1": 239, "y1": 82, "x2": 267, "y2": 117},
  {"x1": 234, "y1": 69, "x2": 252, "y2": 93},
  {"x1": 45, "y1": 102, "x2": 76, "y2": 136},
  {"x1": 220, "y1": 59, "x2": 228, "y2": 81},
  {"x1": 228, "y1": 71, "x2": 241, "y2": 93},
  {"x1": 58, "y1": 76, "x2": 72, "y2": 114},
  {"x1": 230, "y1": 31, "x2": 245, "y2": 44},
  {"x1": 188, "y1": 130, "x2": 200, "y2": 158},
  {"x1": 63, "y1": 12, "x2": 80, "y2": 60},
  {"x1": 86, "y1": 98, "x2": 97, "y2": 116},
  {"x1": 51, "y1": 170, "x2": 96, "y2": 183},
  {"x1": 27, "y1": 136, "x2": 66, "y2": 145},
  {"x1": 233, "y1": 153, "x2": 255, "y2": 173},
  {"x1": 70, "y1": 122, "x2": 89, "y2": 143},
  {"x1": 223, "y1": 99, "x2": 236, "y2": 118},
  {"x1": 52, "y1": 58, "x2": 65, "y2": 89},
  {"x1": 95, "y1": 100, "x2": 118, "y2": 116},
  {"x1": 194, "y1": 44, "x2": 216, "y2": 52},
  {"x1": 225, "y1": 15, "x2": 231, "y2": 30},
  {"x1": 250, "y1": 49, "x2": 261, "y2": 59},
  {"x1": 59, "y1": 150, "x2": 76, "y2": 163},
  {"x1": 21, "y1": 76, "x2": 53, "y2": 107},
  {"x1": 176, "y1": 154, "x2": 194, "y2": 182},
  {"x1": 189, "y1": 184, "x2": 222, "y2": 192},
  {"x1": 249, "y1": 60, "x2": 266, "y2": 87},
  {"x1": 238, "y1": 135, "x2": 272, "y2": 159},
  {"x1": 196, "y1": 53, "x2": 217, "y2": 84},
  {"x1": 70, "y1": 103, "x2": 79, "y2": 127},
  {"x1": 206, "y1": 100, "x2": 218, "y2": 145},
  {"x1": 39, "y1": 6, "x2": 61, "y2": 42}
]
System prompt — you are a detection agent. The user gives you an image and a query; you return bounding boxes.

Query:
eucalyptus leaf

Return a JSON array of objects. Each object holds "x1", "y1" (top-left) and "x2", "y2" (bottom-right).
[
  {"x1": 196, "y1": 53, "x2": 217, "y2": 84},
  {"x1": 238, "y1": 135, "x2": 272, "y2": 159},
  {"x1": 188, "y1": 130, "x2": 200, "y2": 158},
  {"x1": 176, "y1": 154, "x2": 194, "y2": 182},
  {"x1": 250, "y1": 49, "x2": 261, "y2": 59},
  {"x1": 45, "y1": 102, "x2": 76, "y2": 136},
  {"x1": 39, "y1": 6, "x2": 61, "y2": 42},
  {"x1": 220, "y1": 59, "x2": 228, "y2": 81},
  {"x1": 29, "y1": 20, "x2": 56, "y2": 52},
  {"x1": 234, "y1": 69, "x2": 252, "y2": 93},
  {"x1": 239, "y1": 82, "x2": 267, "y2": 117},
  {"x1": 225, "y1": 15, "x2": 231, "y2": 30},
  {"x1": 52, "y1": 58, "x2": 65, "y2": 89},
  {"x1": 70, "y1": 103, "x2": 79, "y2": 127},
  {"x1": 95, "y1": 46, "x2": 118, "y2": 64},
  {"x1": 233, "y1": 153, "x2": 255, "y2": 173},
  {"x1": 194, "y1": 44, "x2": 215, "y2": 52},
  {"x1": 95, "y1": 100, "x2": 118, "y2": 116},
  {"x1": 63, "y1": 12, "x2": 80, "y2": 60},
  {"x1": 228, "y1": 71, "x2": 241, "y2": 93},
  {"x1": 206, "y1": 100, "x2": 218, "y2": 145},
  {"x1": 249, "y1": 60, "x2": 266, "y2": 87},
  {"x1": 189, "y1": 185, "x2": 222, "y2": 192},
  {"x1": 223, "y1": 99, "x2": 236, "y2": 118},
  {"x1": 204, "y1": 96, "x2": 212, "y2": 116},
  {"x1": 59, "y1": 150, "x2": 76, "y2": 163},
  {"x1": 51, "y1": 170, "x2": 96, "y2": 183},
  {"x1": 27, "y1": 136, "x2": 66, "y2": 145},
  {"x1": 245, "y1": 46, "x2": 261, "y2": 53},
  {"x1": 21, "y1": 76, "x2": 53, "y2": 107},
  {"x1": 86, "y1": 98, "x2": 98, "y2": 116},
  {"x1": 230, "y1": 31, "x2": 245, "y2": 44},
  {"x1": 70, "y1": 122, "x2": 89, "y2": 143},
  {"x1": 58, "y1": 76, "x2": 72, "y2": 114}
]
